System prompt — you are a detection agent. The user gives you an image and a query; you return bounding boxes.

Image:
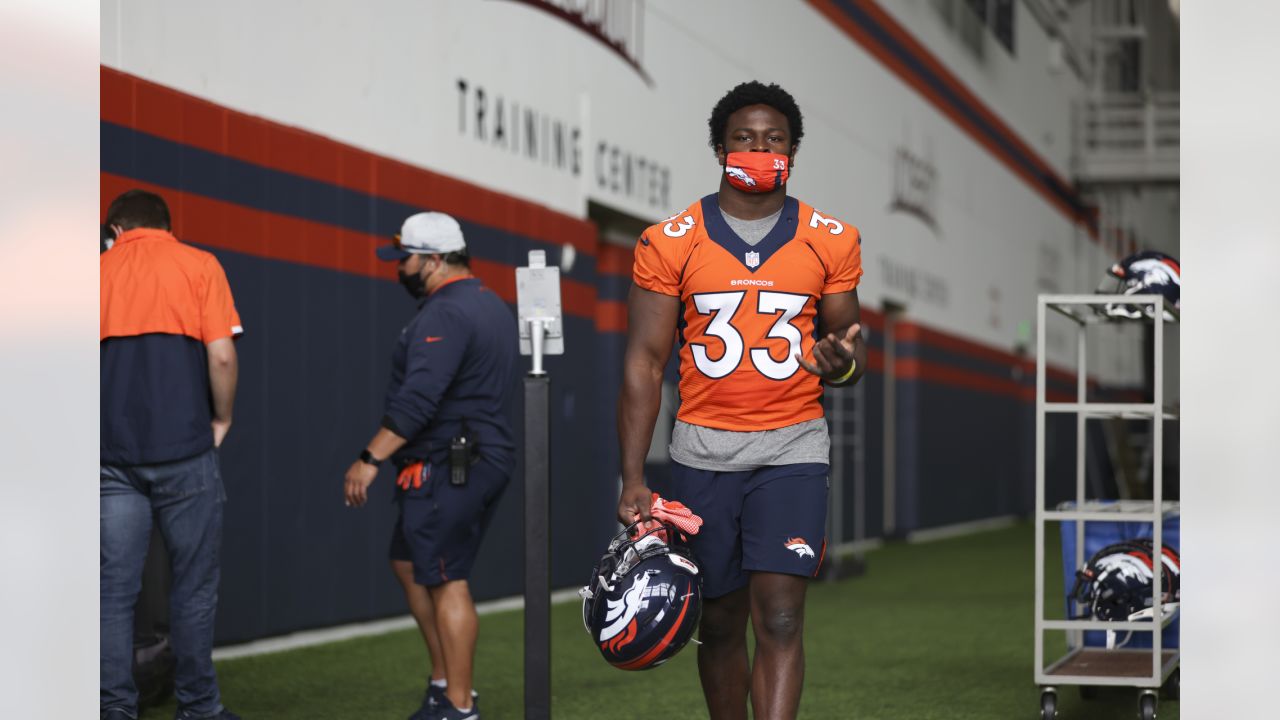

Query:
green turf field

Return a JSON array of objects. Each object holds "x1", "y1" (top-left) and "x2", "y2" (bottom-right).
[{"x1": 139, "y1": 522, "x2": 1178, "y2": 719}]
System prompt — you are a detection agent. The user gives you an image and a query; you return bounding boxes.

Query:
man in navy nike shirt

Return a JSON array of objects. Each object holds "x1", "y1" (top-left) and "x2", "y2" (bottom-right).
[{"x1": 344, "y1": 212, "x2": 518, "y2": 720}]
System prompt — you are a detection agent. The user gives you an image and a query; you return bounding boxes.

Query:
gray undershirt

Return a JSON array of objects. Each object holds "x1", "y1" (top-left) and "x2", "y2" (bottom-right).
[
  {"x1": 667, "y1": 207, "x2": 831, "y2": 472},
  {"x1": 722, "y1": 206, "x2": 782, "y2": 246}
]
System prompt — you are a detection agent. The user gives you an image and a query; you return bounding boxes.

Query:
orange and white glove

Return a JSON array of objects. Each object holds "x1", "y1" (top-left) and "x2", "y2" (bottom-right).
[
  {"x1": 633, "y1": 492, "x2": 703, "y2": 537},
  {"x1": 396, "y1": 462, "x2": 426, "y2": 490}
]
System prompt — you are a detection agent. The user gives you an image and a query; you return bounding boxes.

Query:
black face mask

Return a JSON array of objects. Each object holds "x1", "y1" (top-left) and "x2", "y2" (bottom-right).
[{"x1": 398, "y1": 266, "x2": 427, "y2": 299}]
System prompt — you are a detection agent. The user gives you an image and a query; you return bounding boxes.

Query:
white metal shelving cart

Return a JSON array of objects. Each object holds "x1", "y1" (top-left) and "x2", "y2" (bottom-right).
[{"x1": 1033, "y1": 294, "x2": 1179, "y2": 720}]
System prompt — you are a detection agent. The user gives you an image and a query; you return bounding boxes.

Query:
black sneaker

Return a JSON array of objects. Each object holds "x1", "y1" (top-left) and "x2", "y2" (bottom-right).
[
  {"x1": 435, "y1": 694, "x2": 479, "y2": 720},
  {"x1": 426, "y1": 684, "x2": 448, "y2": 710},
  {"x1": 409, "y1": 687, "x2": 479, "y2": 720},
  {"x1": 408, "y1": 684, "x2": 446, "y2": 720}
]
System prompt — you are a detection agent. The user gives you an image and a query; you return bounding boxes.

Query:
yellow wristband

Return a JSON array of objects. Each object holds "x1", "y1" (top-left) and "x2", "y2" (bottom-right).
[{"x1": 832, "y1": 359, "x2": 857, "y2": 384}]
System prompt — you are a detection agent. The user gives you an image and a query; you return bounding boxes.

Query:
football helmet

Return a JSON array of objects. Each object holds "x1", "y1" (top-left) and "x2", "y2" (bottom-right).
[
  {"x1": 1096, "y1": 250, "x2": 1180, "y2": 321},
  {"x1": 580, "y1": 521, "x2": 702, "y2": 671},
  {"x1": 1070, "y1": 538, "x2": 1180, "y2": 622}
]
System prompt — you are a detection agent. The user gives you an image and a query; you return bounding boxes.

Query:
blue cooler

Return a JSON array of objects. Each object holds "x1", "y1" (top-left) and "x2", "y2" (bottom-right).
[{"x1": 1059, "y1": 503, "x2": 1180, "y2": 649}]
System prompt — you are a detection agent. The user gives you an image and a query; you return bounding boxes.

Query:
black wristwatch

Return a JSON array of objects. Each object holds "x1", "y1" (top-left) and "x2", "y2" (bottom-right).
[{"x1": 358, "y1": 449, "x2": 383, "y2": 468}]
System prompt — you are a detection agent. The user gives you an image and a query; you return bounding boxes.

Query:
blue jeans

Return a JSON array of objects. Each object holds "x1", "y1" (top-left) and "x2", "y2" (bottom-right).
[{"x1": 101, "y1": 448, "x2": 226, "y2": 719}]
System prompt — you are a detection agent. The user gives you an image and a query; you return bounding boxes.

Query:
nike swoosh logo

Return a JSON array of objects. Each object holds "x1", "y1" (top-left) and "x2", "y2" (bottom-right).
[{"x1": 426, "y1": 336, "x2": 445, "y2": 343}]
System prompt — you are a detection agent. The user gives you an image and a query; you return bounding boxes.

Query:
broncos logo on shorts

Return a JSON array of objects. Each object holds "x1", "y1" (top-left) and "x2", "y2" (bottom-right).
[{"x1": 785, "y1": 537, "x2": 815, "y2": 558}]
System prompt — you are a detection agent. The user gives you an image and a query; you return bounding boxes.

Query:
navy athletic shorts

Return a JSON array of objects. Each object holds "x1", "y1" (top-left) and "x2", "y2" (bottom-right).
[
  {"x1": 389, "y1": 457, "x2": 510, "y2": 587},
  {"x1": 654, "y1": 461, "x2": 829, "y2": 599}
]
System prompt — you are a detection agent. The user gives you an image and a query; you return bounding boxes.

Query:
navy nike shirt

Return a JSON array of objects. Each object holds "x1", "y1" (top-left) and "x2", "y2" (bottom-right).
[{"x1": 382, "y1": 276, "x2": 519, "y2": 468}]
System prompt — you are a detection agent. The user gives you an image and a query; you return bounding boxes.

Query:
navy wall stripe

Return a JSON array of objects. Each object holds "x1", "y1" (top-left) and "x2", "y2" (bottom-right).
[
  {"x1": 101, "y1": 121, "x2": 598, "y2": 280},
  {"x1": 898, "y1": 340, "x2": 1077, "y2": 396},
  {"x1": 205, "y1": 244, "x2": 621, "y2": 643}
]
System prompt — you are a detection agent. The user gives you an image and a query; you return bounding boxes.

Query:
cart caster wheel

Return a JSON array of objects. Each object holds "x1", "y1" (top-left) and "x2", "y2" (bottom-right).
[
  {"x1": 1161, "y1": 669, "x2": 1180, "y2": 701},
  {"x1": 1079, "y1": 685, "x2": 1098, "y2": 700},
  {"x1": 1040, "y1": 688, "x2": 1058, "y2": 719},
  {"x1": 1139, "y1": 691, "x2": 1158, "y2": 720}
]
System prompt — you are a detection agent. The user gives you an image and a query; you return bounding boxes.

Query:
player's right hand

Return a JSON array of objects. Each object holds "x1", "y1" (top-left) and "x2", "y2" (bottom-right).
[
  {"x1": 618, "y1": 482, "x2": 653, "y2": 525},
  {"x1": 344, "y1": 460, "x2": 378, "y2": 508},
  {"x1": 797, "y1": 322, "x2": 860, "y2": 381}
]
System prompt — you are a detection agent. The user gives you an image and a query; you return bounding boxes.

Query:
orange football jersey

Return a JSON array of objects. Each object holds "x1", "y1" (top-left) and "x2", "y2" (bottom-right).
[{"x1": 633, "y1": 194, "x2": 863, "y2": 431}]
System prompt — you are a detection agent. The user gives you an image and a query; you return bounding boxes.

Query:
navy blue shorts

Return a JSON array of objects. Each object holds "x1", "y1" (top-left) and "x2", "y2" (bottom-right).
[
  {"x1": 389, "y1": 457, "x2": 510, "y2": 587},
  {"x1": 654, "y1": 461, "x2": 829, "y2": 599}
]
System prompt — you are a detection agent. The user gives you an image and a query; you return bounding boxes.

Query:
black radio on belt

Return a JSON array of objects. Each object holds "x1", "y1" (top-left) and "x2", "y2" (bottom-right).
[
  {"x1": 449, "y1": 435, "x2": 470, "y2": 486},
  {"x1": 449, "y1": 425, "x2": 480, "y2": 486}
]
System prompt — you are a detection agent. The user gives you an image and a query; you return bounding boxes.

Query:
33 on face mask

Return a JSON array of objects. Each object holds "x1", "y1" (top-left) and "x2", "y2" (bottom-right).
[{"x1": 723, "y1": 152, "x2": 789, "y2": 193}]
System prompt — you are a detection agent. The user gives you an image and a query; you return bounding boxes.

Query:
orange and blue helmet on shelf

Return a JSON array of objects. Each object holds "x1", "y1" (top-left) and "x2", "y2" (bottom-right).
[
  {"x1": 1096, "y1": 250, "x2": 1181, "y2": 321},
  {"x1": 1070, "y1": 538, "x2": 1181, "y2": 623}
]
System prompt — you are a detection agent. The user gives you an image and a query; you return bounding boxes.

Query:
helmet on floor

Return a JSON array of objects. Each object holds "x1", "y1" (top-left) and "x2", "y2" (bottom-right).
[{"x1": 579, "y1": 521, "x2": 702, "y2": 670}]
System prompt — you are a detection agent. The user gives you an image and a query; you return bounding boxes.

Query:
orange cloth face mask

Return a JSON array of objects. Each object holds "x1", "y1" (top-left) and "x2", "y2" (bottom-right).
[{"x1": 724, "y1": 152, "x2": 789, "y2": 192}]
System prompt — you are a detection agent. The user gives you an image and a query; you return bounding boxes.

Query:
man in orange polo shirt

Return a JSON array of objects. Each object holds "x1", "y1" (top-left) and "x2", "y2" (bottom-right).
[{"x1": 100, "y1": 189, "x2": 243, "y2": 720}]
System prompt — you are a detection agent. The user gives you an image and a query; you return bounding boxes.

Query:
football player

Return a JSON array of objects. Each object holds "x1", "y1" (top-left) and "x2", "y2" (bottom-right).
[{"x1": 617, "y1": 81, "x2": 867, "y2": 719}]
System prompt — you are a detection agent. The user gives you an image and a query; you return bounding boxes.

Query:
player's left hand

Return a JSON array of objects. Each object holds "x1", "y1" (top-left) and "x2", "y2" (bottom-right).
[
  {"x1": 344, "y1": 461, "x2": 378, "y2": 508},
  {"x1": 796, "y1": 323, "x2": 860, "y2": 381}
]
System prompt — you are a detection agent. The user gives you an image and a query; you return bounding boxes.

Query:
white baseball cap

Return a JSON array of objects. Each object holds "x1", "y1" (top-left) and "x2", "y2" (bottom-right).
[{"x1": 376, "y1": 212, "x2": 467, "y2": 261}]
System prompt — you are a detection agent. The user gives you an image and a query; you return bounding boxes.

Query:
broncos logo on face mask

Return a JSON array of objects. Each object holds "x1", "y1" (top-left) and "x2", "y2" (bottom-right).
[
  {"x1": 725, "y1": 165, "x2": 756, "y2": 186},
  {"x1": 785, "y1": 537, "x2": 815, "y2": 558}
]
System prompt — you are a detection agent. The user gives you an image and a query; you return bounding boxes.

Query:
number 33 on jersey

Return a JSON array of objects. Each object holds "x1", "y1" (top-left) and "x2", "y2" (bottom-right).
[{"x1": 633, "y1": 194, "x2": 863, "y2": 432}]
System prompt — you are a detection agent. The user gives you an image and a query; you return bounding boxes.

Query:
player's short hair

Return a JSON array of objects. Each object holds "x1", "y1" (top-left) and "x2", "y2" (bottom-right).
[
  {"x1": 105, "y1": 189, "x2": 172, "y2": 231},
  {"x1": 707, "y1": 81, "x2": 805, "y2": 150}
]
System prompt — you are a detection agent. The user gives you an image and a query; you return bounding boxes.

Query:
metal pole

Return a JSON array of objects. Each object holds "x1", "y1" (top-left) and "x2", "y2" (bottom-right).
[
  {"x1": 1073, "y1": 311, "x2": 1087, "y2": 651},
  {"x1": 1034, "y1": 297, "x2": 1047, "y2": 681},
  {"x1": 529, "y1": 319, "x2": 546, "y2": 377},
  {"x1": 883, "y1": 313, "x2": 897, "y2": 537},
  {"x1": 853, "y1": 379, "x2": 866, "y2": 546},
  {"x1": 523, "y1": 326, "x2": 550, "y2": 719},
  {"x1": 830, "y1": 387, "x2": 845, "y2": 547},
  {"x1": 1151, "y1": 297, "x2": 1164, "y2": 681}
]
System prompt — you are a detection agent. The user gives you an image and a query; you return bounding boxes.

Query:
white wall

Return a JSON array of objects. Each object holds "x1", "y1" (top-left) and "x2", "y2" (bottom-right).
[
  {"x1": 102, "y1": 0, "x2": 1146, "y2": 381},
  {"x1": 875, "y1": 0, "x2": 1083, "y2": 174}
]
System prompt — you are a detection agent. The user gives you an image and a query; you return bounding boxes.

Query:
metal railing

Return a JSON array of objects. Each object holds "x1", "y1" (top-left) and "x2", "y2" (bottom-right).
[
  {"x1": 1080, "y1": 92, "x2": 1179, "y2": 152},
  {"x1": 1075, "y1": 92, "x2": 1179, "y2": 183}
]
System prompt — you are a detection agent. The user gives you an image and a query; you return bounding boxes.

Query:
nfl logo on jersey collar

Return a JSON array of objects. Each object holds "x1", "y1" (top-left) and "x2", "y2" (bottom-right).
[{"x1": 700, "y1": 194, "x2": 801, "y2": 274}]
